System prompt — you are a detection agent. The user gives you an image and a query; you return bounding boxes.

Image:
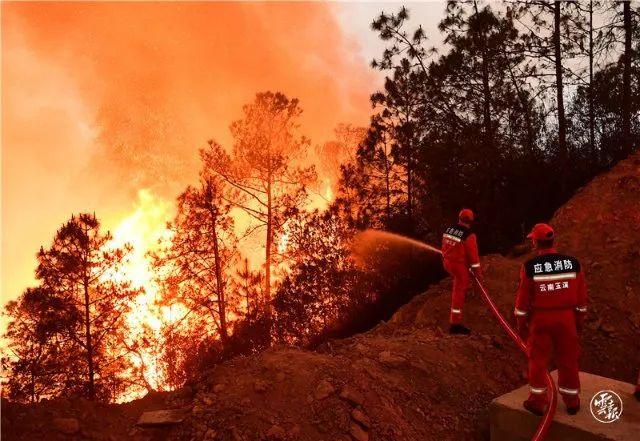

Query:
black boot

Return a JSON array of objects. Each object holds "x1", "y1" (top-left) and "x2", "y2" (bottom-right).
[
  {"x1": 567, "y1": 405, "x2": 580, "y2": 415},
  {"x1": 634, "y1": 389, "x2": 640, "y2": 402},
  {"x1": 449, "y1": 324, "x2": 471, "y2": 335}
]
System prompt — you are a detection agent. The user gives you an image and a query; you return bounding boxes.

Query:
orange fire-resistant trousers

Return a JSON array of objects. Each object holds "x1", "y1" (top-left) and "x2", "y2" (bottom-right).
[
  {"x1": 526, "y1": 309, "x2": 581, "y2": 409},
  {"x1": 444, "y1": 261, "x2": 470, "y2": 325}
]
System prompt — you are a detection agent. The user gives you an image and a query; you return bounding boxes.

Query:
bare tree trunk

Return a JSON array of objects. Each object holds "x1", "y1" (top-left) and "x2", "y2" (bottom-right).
[
  {"x1": 475, "y1": 0, "x2": 494, "y2": 156},
  {"x1": 83, "y1": 276, "x2": 95, "y2": 400},
  {"x1": 554, "y1": 1, "x2": 568, "y2": 164},
  {"x1": 401, "y1": 110, "x2": 413, "y2": 224},
  {"x1": 588, "y1": 0, "x2": 596, "y2": 163},
  {"x1": 406, "y1": 146, "x2": 413, "y2": 222},
  {"x1": 265, "y1": 174, "x2": 272, "y2": 309},
  {"x1": 31, "y1": 371, "x2": 36, "y2": 403},
  {"x1": 209, "y1": 202, "x2": 228, "y2": 344},
  {"x1": 506, "y1": 62, "x2": 535, "y2": 158},
  {"x1": 383, "y1": 140, "x2": 391, "y2": 222},
  {"x1": 622, "y1": 0, "x2": 632, "y2": 156},
  {"x1": 482, "y1": 63, "x2": 493, "y2": 151},
  {"x1": 243, "y1": 258, "x2": 251, "y2": 316}
]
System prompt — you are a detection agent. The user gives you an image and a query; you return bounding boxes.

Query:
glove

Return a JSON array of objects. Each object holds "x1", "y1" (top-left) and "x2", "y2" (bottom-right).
[{"x1": 517, "y1": 316, "x2": 529, "y2": 342}]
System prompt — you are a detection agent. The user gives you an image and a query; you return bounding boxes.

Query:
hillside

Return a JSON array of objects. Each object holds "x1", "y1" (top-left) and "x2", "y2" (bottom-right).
[{"x1": 3, "y1": 153, "x2": 639, "y2": 440}]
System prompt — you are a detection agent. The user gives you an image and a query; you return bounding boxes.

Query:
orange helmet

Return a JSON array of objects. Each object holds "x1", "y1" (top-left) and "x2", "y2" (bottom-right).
[
  {"x1": 527, "y1": 223, "x2": 555, "y2": 240},
  {"x1": 458, "y1": 208, "x2": 474, "y2": 223}
]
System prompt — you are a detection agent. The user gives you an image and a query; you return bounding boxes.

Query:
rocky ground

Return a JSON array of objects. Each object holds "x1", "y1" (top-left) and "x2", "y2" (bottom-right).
[{"x1": 3, "y1": 153, "x2": 639, "y2": 440}]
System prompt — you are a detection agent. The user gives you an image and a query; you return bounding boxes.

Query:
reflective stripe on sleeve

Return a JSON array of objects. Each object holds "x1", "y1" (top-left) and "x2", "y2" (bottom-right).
[
  {"x1": 451, "y1": 308, "x2": 462, "y2": 314},
  {"x1": 559, "y1": 387, "x2": 579, "y2": 395},
  {"x1": 470, "y1": 263, "x2": 481, "y2": 268},
  {"x1": 514, "y1": 308, "x2": 528, "y2": 317},
  {"x1": 575, "y1": 306, "x2": 587, "y2": 313},
  {"x1": 530, "y1": 386, "x2": 547, "y2": 395}
]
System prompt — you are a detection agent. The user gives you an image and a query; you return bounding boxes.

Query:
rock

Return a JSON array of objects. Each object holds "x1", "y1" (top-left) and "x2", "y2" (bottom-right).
[
  {"x1": 204, "y1": 428, "x2": 218, "y2": 440},
  {"x1": 254, "y1": 379, "x2": 269, "y2": 393},
  {"x1": 351, "y1": 408, "x2": 371, "y2": 428},
  {"x1": 340, "y1": 386, "x2": 365, "y2": 407},
  {"x1": 192, "y1": 405, "x2": 205, "y2": 414},
  {"x1": 314, "y1": 379, "x2": 335, "y2": 400},
  {"x1": 349, "y1": 422, "x2": 369, "y2": 441},
  {"x1": 137, "y1": 409, "x2": 187, "y2": 426},
  {"x1": 276, "y1": 372, "x2": 286, "y2": 382},
  {"x1": 266, "y1": 424, "x2": 286, "y2": 440},
  {"x1": 378, "y1": 351, "x2": 406, "y2": 368},
  {"x1": 213, "y1": 383, "x2": 225, "y2": 393},
  {"x1": 354, "y1": 343, "x2": 367, "y2": 353},
  {"x1": 52, "y1": 417, "x2": 80, "y2": 435}
]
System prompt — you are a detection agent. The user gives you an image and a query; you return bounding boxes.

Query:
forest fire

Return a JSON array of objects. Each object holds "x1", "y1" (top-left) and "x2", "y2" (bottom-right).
[
  {"x1": 110, "y1": 189, "x2": 174, "y2": 293},
  {"x1": 107, "y1": 190, "x2": 180, "y2": 393},
  {"x1": 105, "y1": 180, "x2": 337, "y2": 398},
  {"x1": 3, "y1": 2, "x2": 639, "y2": 440}
]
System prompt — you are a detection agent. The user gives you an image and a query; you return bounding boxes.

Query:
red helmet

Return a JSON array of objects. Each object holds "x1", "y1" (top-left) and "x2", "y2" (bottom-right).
[
  {"x1": 458, "y1": 208, "x2": 474, "y2": 223},
  {"x1": 527, "y1": 223, "x2": 555, "y2": 240}
]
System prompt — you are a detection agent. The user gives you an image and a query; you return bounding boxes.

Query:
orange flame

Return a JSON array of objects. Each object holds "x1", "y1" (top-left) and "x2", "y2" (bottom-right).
[{"x1": 108, "y1": 189, "x2": 185, "y2": 396}]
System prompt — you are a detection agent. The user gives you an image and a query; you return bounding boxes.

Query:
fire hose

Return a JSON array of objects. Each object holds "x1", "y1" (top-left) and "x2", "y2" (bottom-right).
[{"x1": 467, "y1": 269, "x2": 557, "y2": 441}]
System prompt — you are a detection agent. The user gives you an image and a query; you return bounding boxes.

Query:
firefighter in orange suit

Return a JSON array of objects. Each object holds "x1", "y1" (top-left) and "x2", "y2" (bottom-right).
[
  {"x1": 515, "y1": 223, "x2": 587, "y2": 415},
  {"x1": 441, "y1": 208, "x2": 482, "y2": 335}
]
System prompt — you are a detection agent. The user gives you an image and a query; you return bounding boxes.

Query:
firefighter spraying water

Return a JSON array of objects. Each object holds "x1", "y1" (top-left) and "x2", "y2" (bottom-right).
[{"x1": 441, "y1": 208, "x2": 482, "y2": 335}]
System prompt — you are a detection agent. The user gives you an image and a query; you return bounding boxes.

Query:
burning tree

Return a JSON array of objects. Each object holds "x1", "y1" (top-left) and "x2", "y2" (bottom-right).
[
  {"x1": 4, "y1": 214, "x2": 139, "y2": 401},
  {"x1": 151, "y1": 146, "x2": 240, "y2": 382},
  {"x1": 272, "y1": 209, "x2": 375, "y2": 345},
  {"x1": 232, "y1": 257, "x2": 264, "y2": 318},
  {"x1": 315, "y1": 124, "x2": 367, "y2": 194},
  {"x1": 205, "y1": 91, "x2": 316, "y2": 307},
  {"x1": 155, "y1": 174, "x2": 237, "y2": 342}
]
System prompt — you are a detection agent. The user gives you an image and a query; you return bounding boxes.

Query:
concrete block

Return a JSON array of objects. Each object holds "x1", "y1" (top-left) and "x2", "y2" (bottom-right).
[{"x1": 490, "y1": 371, "x2": 640, "y2": 441}]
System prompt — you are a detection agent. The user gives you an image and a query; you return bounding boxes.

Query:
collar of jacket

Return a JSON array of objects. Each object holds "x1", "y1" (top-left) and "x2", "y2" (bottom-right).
[{"x1": 536, "y1": 247, "x2": 557, "y2": 255}]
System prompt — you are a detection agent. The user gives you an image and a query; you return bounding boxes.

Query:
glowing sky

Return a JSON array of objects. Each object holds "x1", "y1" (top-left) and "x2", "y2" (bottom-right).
[{"x1": 1, "y1": 1, "x2": 445, "y2": 321}]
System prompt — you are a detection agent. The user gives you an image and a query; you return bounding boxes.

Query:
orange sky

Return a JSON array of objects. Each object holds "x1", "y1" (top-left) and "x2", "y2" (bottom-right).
[
  {"x1": 1, "y1": 2, "x2": 447, "y2": 328},
  {"x1": 0, "y1": 1, "x2": 383, "y2": 309}
]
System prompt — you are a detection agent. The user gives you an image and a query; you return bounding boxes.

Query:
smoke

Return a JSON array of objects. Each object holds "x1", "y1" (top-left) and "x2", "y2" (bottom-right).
[
  {"x1": 1, "y1": 2, "x2": 375, "y2": 306},
  {"x1": 4, "y1": 2, "x2": 374, "y2": 193}
]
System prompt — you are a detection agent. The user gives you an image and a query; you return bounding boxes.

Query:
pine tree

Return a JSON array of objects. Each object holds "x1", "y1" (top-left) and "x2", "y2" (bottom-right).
[
  {"x1": 33, "y1": 214, "x2": 137, "y2": 401},
  {"x1": 206, "y1": 92, "x2": 316, "y2": 308}
]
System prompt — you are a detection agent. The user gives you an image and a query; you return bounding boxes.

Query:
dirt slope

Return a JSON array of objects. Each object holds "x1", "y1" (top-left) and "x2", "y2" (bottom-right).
[{"x1": 3, "y1": 153, "x2": 639, "y2": 440}]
